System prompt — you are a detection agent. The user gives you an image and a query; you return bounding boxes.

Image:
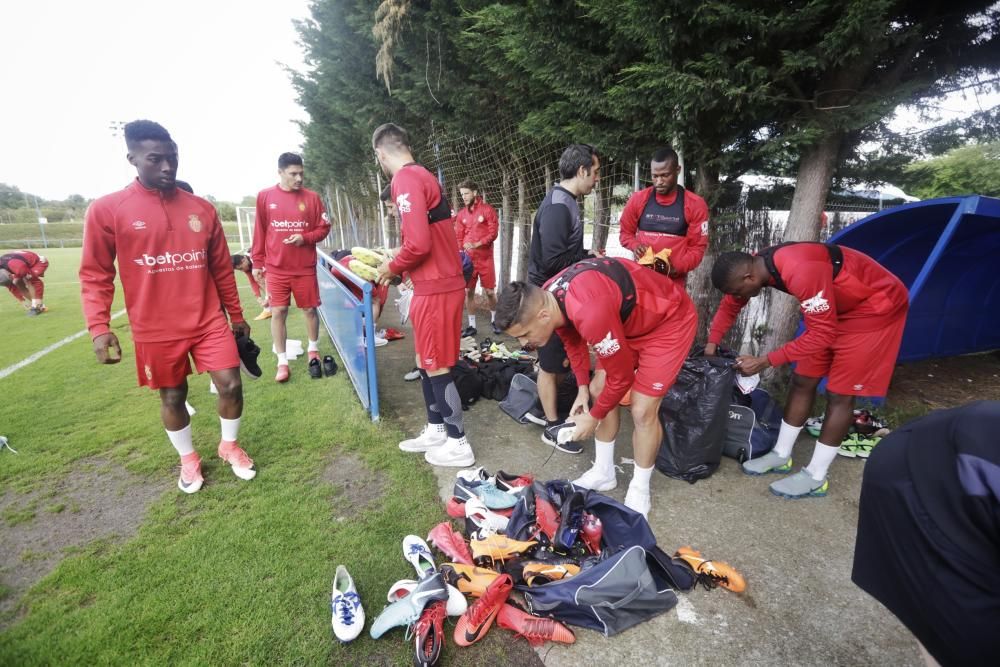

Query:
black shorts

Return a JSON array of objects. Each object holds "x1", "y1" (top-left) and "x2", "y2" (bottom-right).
[
  {"x1": 852, "y1": 432, "x2": 1000, "y2": 665},
  {"x1": 537, "y1": 333, "x2": 570, "y2": 374}
]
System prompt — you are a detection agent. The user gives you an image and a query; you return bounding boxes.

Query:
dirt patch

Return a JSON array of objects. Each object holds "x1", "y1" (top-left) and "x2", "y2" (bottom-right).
[
  {"x1": 888, "y1": 351, "x2": 1000, "y2": 412},
  {"x1": 321, "y1": 451, "x2": 387, "y2": 520},
  {"x1": 0, "y1": 456, "x2": 169, "y2": 625}
]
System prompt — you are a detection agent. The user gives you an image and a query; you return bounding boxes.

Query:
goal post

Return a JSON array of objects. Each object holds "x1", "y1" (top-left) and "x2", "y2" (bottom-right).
[{"x1": 235, "y1": 206, "x2": 256, "y2": 252}]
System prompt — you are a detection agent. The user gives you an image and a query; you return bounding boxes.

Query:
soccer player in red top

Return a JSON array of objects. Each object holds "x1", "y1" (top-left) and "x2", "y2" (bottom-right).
[
  {"x1": 251, "y1": 152, "x2": 332, "y2": 382},
  {"x1": 706, "y1": 242, "x2": 909, "y2": 499},
  {"x1": 372, "y1": 122, "x2": 475, "y2": 468},
  {"x1": 231, "y1": 254, "x2": 271, "y2": 320},
  {"x1": 496, "y1": 257, "x2": 698, "y2": 518},
  {"x1": 453, "y1": 179, "x2": 499, "y2": 336},
  {"x1": 0, "y1": 250, "x2": 49, "y2": 316},
  {"x1": 79, "y1": 120, "x2": 256, "y2": 494},
  {"x1": 618, "y1": 148, "x2": 709, "y2": 289}
]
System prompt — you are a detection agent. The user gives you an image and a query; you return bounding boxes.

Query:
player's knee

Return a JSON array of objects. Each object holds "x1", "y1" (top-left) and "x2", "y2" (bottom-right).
[
  {"x1": 214, "y1": 375, "x2": 243, "y2": 400},
  {"x1": 826, "y1": 391, "x2": 853, "y2": 408},
  {"x1": 790, "y1": 373, "x2": 820, "y2": 392},
  {"x1": 271, "y1": 305, "x2": 289, "y2": 316},
  {"x1": 630, "y1": 400, "x2": 658, "y2": 428},
  {"x1": 160, "y1": 387, "x2": 187, "y2": 409}
]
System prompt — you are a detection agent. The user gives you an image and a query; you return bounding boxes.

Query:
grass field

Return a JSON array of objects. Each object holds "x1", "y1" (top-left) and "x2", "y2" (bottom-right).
[
  {"x1": 0, "y1": 222, "x2": 244, "y2": 249},
  {"x1": 0, "y1": 248, "x2": 497, "y2": 665}
]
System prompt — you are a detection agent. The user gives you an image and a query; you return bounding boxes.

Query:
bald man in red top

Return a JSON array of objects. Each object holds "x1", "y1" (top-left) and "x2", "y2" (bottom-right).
[
  {"x1": 496, "y1": 257, "x2": 698, "y2": 518},
  {"x1": 0, "y1": 251, "x2": 49, "y2": 315},
  {"x1": 373, "y1": 122, "x2": 476, "y2": 469},
  {"x1": 618, "y1": 148, "x2": 709, "y2": 289},
  {"x1": 706, "y1": 242, "x2": 908, "y2": 499},
  {"x1": 80, "y1": 120, "x2": 256, "y2": 495}
]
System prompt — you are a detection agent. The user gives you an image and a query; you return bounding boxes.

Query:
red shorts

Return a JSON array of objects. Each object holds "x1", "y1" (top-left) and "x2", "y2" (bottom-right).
[
  {"x1": 411, "y1": 289, "x2": 464, "y2": 371},
  {"x1": 794, "y1": 314, "x2": 907, "y2": 396},
  {"x1": 466, "y1": 252, "x2": 496, "y2": 290},
  {"x1": 596, "y1": 298, "x2": 698, "y2": 397},
  {"x1": 266, "y1": 272, "x2": 320, "y2": 308},
  {"x1": 133, "y1": 324, "x2": 240, "y2": 389}
]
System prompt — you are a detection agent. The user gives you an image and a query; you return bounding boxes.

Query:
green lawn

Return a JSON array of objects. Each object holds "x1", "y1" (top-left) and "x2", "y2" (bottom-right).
[
  {"x1": 0, "y1": 222, "x2": 243, "y2": 249},
  {"x1": 0, "y1": 248, "x2": 467, "y2": 665}
]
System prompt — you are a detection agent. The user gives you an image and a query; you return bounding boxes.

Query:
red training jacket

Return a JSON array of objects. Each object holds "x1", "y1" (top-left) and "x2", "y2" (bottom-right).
[
  {"x1": 454, "y1": 197, "x2": 499, "y2": 260},
  {"x1": 708, "y1": 244, "x2": 909, "y2": 367},
  {"x1": 238, "y1": 267, "x2": 262, "y2": 298},
  {"x1": 388, "y1": 164, "x2": 465, "y2": 295},
  {"x1": 251, "y1": 185, "x2": 331, "y2": 276},
  {"x1": 0, "y1": 251, "x2": 43, "y2": 278},
  {"x1": 80, "y1": 179, "x2": 244, "y2": 343},
  {"x1": 618, "y1": 186, "x2": 709, "y2": 280},
  {"x1": 546, "y1": 258, "x2": 694, "y2": 420}
]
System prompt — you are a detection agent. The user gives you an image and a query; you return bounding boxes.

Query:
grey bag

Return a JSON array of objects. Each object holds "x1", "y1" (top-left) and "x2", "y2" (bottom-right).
[{"x1": 499, "y1": 373, "x2": 538, "y2": 423}]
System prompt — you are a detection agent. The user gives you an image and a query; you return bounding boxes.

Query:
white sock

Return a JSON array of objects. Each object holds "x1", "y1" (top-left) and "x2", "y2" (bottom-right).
[
  {"x1": 805, "y1": 441, "x2": 839, "y2": 480},
  {"x1": 277, "y1": 352, "x2": 288, "y2": 366},
  {"x1": 594, "y1": 438, "x2": 615, "y2": 475},
  {"x1": 31, "y1": 298, "x2": 41, "y2": 308},
  {"x1": 166, "y1": 424, "x2": 194, "y2": 457},
  {"x1": 307, "y1": 339, "x2": 319, "y2": 352},
  {"x1": 220, "y1": 417, "x2": 241, "y2": 442},
  {"x1": 468, "y1": 315, "x2": 476, "y2": 328},
  {"x1": 630, "y1": 463, "x2": 654, "y2": 493},
  {"x1": 490, "y1": 311, "x2": 496, "y2": 322},
  {"x1": 773, "y1": 420, "x2": 803, "y2": 458}
]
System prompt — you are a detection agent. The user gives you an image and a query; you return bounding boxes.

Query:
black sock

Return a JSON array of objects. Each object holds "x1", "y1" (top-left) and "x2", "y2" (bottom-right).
[
  {"x1": 429, "y1": 372, "x2": 465, "y2": 439},
  {"x1": 419, "y1": 369, "x2": 443, "y2": 425}
]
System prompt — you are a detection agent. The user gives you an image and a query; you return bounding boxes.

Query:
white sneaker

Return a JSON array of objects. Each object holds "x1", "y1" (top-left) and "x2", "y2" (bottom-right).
[
  {"x1": 387, "y1": 579, "x2": 468, "y2": 617},
  {"x1": 374, "y1": 336, "x2": 388, "y2": 347},
  {"x1": 399, "y1": 424, "x2": 447, "y2": 452},
  {"x1": 424, "y1": 436, "x2": 475, "y2": 467},
  {"x1": 573, "y1": 465, "x2": 618, "y2": 492},
  {"x1": 464, "y1": 496, "x2": 509, "y2": 538},
  {"x1": 624, "y1": 486, "x2": 651, "y2": 519},
  {"x1": 331, "y1": 565, "x2": 365, "y2": 642}
]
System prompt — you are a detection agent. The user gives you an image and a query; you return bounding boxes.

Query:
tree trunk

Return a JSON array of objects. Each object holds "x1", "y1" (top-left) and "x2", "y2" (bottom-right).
[
  {"x1": 515, "y1": 173, "x2": 530, "y2": 281},
  {"x1": 687, "y1": 162, "x2": 723, "y2": 336},
  {"x1": 591, "y1": 178, "x2": 611, "y2": 252},
  {"x1": 499, "y1": 170, "x2": 513, "y2": 287},
  {"x1": 761, "y1": 132, "x2": 842, "y2": 358}
]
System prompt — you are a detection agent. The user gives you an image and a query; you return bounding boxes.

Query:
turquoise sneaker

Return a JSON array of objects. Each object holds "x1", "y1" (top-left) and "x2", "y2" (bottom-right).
[
  {"x1": 370, "y1": 572, "x2": 448, "y2": 639},
  {"x1": 769, "y1": 469, "x2": 829, "y2": 499},
  {"x1": 741, "y1": 451, "x2": 792, "y2": 476}
]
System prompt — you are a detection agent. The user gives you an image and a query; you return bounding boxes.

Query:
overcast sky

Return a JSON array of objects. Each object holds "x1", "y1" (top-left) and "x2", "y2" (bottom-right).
[
  {"x1": 0, "y1": 2, "x2": 995, "y2": 204},
  {"x1": 0, "y1": 0, "x2": 311, "y2": 203}
]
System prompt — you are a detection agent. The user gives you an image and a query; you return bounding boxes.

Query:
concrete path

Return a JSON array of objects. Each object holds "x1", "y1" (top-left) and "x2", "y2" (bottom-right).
[{"x1": 373, "y1": 301, "x2": 921, "y2": 666}]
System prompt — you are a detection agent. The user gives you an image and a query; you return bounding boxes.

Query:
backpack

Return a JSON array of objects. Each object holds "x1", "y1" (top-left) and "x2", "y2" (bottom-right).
[
  {"x1": 510, "y1": 481, "x2": 696, "y2": 636},
  {"x1": 480, "y1": 359, "x2": 535, "y2": 401},
  {"x1": 451, "y1": 360, "x2": 483, "y2": 410},
  {"x1": 758, "y1": 242, "x2": 844, "y2": 294},
  {"x1": 723, "y1": 388, "x2": 783, "y2": 462}
]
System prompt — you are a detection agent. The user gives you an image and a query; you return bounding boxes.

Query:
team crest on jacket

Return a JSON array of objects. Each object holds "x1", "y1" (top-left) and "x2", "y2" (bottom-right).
[
  {"x1": 298, "y1": 202, "x2": 306, "y2": 212},
  {"x1": 477, "y1": 215, "x2": 484, "y2": 223},
  {"x1": 801, "y1": 291, "x2": 830, "y2": 314},
  {"x1": 396, "y1": 193, "x2": 412, "y2": 213},
  {"x1": 594, "y1": 332, "x2": 620, "y2": 358},
  {"x1": 188, "y1": 215, "x2": 202, "y2": 232}
]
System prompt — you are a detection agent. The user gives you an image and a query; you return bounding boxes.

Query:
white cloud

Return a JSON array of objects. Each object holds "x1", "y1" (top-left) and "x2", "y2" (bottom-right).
[{"x1": 0, "y1": 0, "x2": 311, "y2": 202}]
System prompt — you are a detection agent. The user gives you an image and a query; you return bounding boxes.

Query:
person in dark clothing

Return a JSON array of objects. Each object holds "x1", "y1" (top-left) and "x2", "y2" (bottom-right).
[
  {"x1": 852, "y1": 400, "x2": 1000, "y2": 666},
  {"x1": 523, "y1": 144, "x2": 601, "y2": 453}
]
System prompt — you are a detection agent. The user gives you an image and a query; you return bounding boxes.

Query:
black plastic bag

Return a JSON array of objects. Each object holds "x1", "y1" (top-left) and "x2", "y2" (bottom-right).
[{"x1": 655, "y1": 352, "x2": 735, "y2": 483}]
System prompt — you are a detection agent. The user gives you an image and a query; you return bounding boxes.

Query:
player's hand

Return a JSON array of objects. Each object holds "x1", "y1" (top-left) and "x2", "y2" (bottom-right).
[
  {"x1": 567, "y1": 411, "x2": 598, "y2": 442},
  {"x1": 704, "y1": 343, "x2": 718, "y2": 356},
  {"x1": 93, "y1": 333, "x2": 122, "y2": 365},
  {"x1": 632, "y1": 244, "x2": 649, "y2": 260},
  {"x1": 735, "y1": 354, "x2": 770, "y2": 376},
  {"x1": 252, "y1": 268, "x2": 264, "y2": 282},
  {"x1": 232, "y1": 321, "x2": 251, "y2": 338},
  {"x1": 463, "y1": 242, "x2": 474, "y2": 251},
  {"x1": 376, "y1": 259, "x2": 397, "y2": 286},
  {"x1": 569, "y1": 386, "x2": 590, "y2": 417},
  {"x1": 283, "y1": 233, "x2": 305, "y2": 246}
]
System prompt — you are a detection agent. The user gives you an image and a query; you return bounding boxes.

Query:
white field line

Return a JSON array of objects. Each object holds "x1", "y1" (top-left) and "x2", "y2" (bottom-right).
[{"x1": 0, "y1": 309, "x2": 127, "y2": 381}]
